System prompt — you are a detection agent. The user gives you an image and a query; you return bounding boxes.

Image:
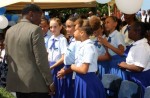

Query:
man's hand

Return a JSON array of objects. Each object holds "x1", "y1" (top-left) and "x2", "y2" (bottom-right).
[{"x1": 48, "y1": 82, "x2": 55, "y2": 95}]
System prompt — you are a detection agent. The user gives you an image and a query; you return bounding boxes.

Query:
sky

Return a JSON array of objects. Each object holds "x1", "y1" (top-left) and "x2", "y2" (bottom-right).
[{"x1": 141, "y1": 0, "x2": 150, "y2": 10}]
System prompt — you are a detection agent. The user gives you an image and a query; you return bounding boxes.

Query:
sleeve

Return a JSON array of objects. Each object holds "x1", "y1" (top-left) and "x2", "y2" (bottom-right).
[
  {"x1": 64, "y1": 43, "x2": 75, "y2": 65},
  {"x1": 115, "y1": 32, "x2": 126, "y2": 49},
  {"x1": 32, "y1": 27, "x2": 53, "y2": 86},
  {"x1": 60, "y1": 37, "x2": 68, "y2": 54},
  {"x1": 82, "y1": 45, "x2": 95, "y2": 64},
  {"x1": 133, "y1": 46, "x2": 149, "y2": 68}
]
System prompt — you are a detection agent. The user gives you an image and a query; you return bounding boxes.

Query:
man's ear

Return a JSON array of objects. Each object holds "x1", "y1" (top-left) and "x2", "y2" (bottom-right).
[{"x1": 28, "y1": 11, "x2": 33, "y2": 19}]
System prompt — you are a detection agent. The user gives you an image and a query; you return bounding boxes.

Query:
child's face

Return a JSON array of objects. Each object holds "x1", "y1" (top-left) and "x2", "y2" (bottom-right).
[
  {"x1": 66, "y1": 20, "x2": 75, "y2": 36},
  {"x1": 74, "y1": 29, "x2": 81, "y2": 41},
  {"x1": 50, "y1": 20, "x2": 62, "y2": 36},
  {"x1": 128, "y1": 25, "x2": 136, "y2": 40},
  {"x1": 40, "y1": 20, "x2": 49, "y2": 34},
  {"x1": 105, "y1": 17, "x2": 117, "y2": 33},
  {"x1": 93, "y1": 27, "x2": 103, "y2": 37}
]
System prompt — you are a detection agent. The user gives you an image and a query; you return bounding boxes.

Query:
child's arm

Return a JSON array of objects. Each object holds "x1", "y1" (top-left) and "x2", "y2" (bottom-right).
[
  {"x1": 98, "y1": 36, "x2": 125, "y2": 56},
  {"x1": 50, "y1": 54, "x2": 64, "y2": 70},
  {"x1": 118, "y1": 62, "x2": 144, "y2": 72},
  {"x1": 57, "y1": 67, "x2": 73, "y2": 78},
  {"x1": 98, "y1": 47, "x2": 111, "y2": 61},
  {"x1": 71, "y1": 63, "x2": 89, "y2": 74},
  {"x1": 106, "y1": 44, "x2": 125, "y2": 56}
]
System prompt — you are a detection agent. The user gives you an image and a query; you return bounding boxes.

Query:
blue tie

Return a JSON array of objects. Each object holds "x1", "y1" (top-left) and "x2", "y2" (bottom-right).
[
  {"x1": 44, "y1": 33, "x2": 47, "y2": 37},
  {"x1": 124, "y1": 44, "x2": 133, "y2": 57},
  {"x1": 108, "y1": 37, "x2": 111, "y2": 43},
  {"x1": 50, "y1": 39, "x2": 56, "y2": 49},
  {"x1": 69, "y1": 36, "x2": 74, "y2": 45},
  {"x1": 124, "y1": 25, "x2": 130, "y2": 34},
  {"x1": 94, "y1": 41, "x2": 101, "y2": 48}
]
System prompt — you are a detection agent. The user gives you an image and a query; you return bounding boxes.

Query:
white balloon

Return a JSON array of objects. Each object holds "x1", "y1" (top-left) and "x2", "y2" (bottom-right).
[
  {"x1": 115, "y1": 0, "x2": 143, "y2": 14},
  {"x1": 96, "y1": 0, "x2": 111, "y2": 4},
  {"x1": 0, "y1": 15, "x2": 8, "y2": 29}
]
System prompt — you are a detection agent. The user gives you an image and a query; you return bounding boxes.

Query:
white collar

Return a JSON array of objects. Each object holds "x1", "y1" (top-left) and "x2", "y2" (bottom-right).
[{"x1": 133, "y1": 38, "x2": 148, "y2": 45}]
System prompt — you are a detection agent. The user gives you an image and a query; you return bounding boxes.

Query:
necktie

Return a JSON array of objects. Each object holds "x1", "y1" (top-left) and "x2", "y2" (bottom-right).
[
  {"x1": 50, "y1": 39, "x2": 56, "y2": 49},
  {"x1": 94, "y1": 41, "x2": 101, "y2": 48},
  {"x1": 124, "y1": 44, "x2": 133, "y2": 57},
  {"x1": 108, "y1": 37, "x2": 111, "y2": 43},
  {"x1": 68, "y1": 36, "x2": 74, "y2": 45},
  {"x1": 124, "y1": 25, "x2": 130, "y2": 34},
  {"x1": 44, "y1": 33, "x2": 47, "y2": 37}
]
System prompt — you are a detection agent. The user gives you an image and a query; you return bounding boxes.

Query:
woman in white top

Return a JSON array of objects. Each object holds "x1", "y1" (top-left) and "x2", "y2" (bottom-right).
[{"x1": 119, "y1": 22, "x2": 150, "y2": 98}]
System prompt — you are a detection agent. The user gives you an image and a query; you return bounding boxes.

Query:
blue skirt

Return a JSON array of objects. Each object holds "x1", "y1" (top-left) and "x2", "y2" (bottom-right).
[
  {"x1": 97, "y1": 61, "x2": 110, "y2": 80},
  {"x1": 49, "y1": 62, "x2": 64, "y2": 98},
  {"x1": 109, "y1": 55, "x2": 128, "y2": 80},
  {"x1": 74, "y1": 72, "x2": 106, "y2": 98},
  {"x1": 59, "y1": 65, "x2": 74, "y2": 98},
  {"x1": 128, "y1": 69, "x2": 150, "y2": 98}
]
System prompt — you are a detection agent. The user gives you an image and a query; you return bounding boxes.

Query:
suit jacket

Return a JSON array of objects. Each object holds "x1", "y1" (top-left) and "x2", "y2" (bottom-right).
[{"x1": 4, "y1": 19, "x2": 53, "y2": 93}]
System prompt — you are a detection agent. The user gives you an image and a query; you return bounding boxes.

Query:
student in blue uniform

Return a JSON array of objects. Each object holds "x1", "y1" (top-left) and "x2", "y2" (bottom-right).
[
  {"x1": 89, "y1": 15, "x2": 111, "y2": 79},
  {"x1": 40, "y1": 16, "x2": 52, "y2": 49},
  {"x1": 57, "y1": 17, "x2": 83, "y2": 98},
  {"x1": 47, "y1": 17, "x2": 68, "y2": 98},
  {"x1": 120, "y1": 14, "x2": 138, "y2": 56},
  {"x1": 119, "y1": 22, "x2": 150, "y2": 98},
  {"x1": 98, "y1": 16, "x2": 127, "y2": 80},
  {"x1": 71, "y1": 26, "x2": 106, "y2": 98},
  {"x1": 56, "y1": 17, "x2": 77, "y2": 98}
]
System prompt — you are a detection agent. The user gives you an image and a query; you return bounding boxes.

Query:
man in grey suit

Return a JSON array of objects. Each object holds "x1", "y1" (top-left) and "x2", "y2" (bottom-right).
[{"x1": 4, "y1": 4, "x2": 54, "y2": 98}]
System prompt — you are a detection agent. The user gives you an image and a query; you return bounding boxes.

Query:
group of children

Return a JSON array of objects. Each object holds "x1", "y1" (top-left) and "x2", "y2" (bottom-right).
[{"x1": 40, "y1": 14, "x2": 150, "y2": 98}]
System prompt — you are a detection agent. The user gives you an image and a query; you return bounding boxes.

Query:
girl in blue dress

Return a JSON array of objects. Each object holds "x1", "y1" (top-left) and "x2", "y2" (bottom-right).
[
  {"x1": 119, "y1": 22, "x2": 150, "y2": 98},
  {"x1": 89, "y1": 15, "x2": 111, "y2": 79},
  {"x1": 98, "y1": 16, "x2": 127, "y2": 80},
  {"x1": 71, "y1": 26, "x2": 106, "y2": 98},
  {"x1": 48, "y1": 17, "x2": 68, "y2": 98},
  {"x1": 57, "y1": 17, "x2": 78, "y2": 98}
]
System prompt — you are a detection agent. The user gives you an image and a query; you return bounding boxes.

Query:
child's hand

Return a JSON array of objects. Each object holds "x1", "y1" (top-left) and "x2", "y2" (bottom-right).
[
  {"x1": 50, "y1": 66, "x2": 53, "y2": 70},
  {"x1": 118, "y1": 62, "x2": 126, "y2": 69},
  {"x1": 98, "y1": 36, "x2": 109, "y2": 47},
  {"x1": 57, "y1": 68, "x2": 65, "y2": 79},
  {"x1": 71, "y1": 64, "x2": 76, "y2": 70}
]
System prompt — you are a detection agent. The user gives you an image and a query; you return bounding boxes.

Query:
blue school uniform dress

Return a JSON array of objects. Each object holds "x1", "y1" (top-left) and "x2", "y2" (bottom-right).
[
  {"x1": 92, "y1": 36, "x2": 109, "y2": 80},
  {"x1": 126, "y1": 38, "x2": 150, "y2": 98},
  {"x1": 47, "y1": 34, "x2": 68, "y2": 98},
  {"x1": 74, "y1": 39, "x2": 106, "y2": 98},
  {"x1": 108, "y1": 30, "x2": 128, "y2": 80}
]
